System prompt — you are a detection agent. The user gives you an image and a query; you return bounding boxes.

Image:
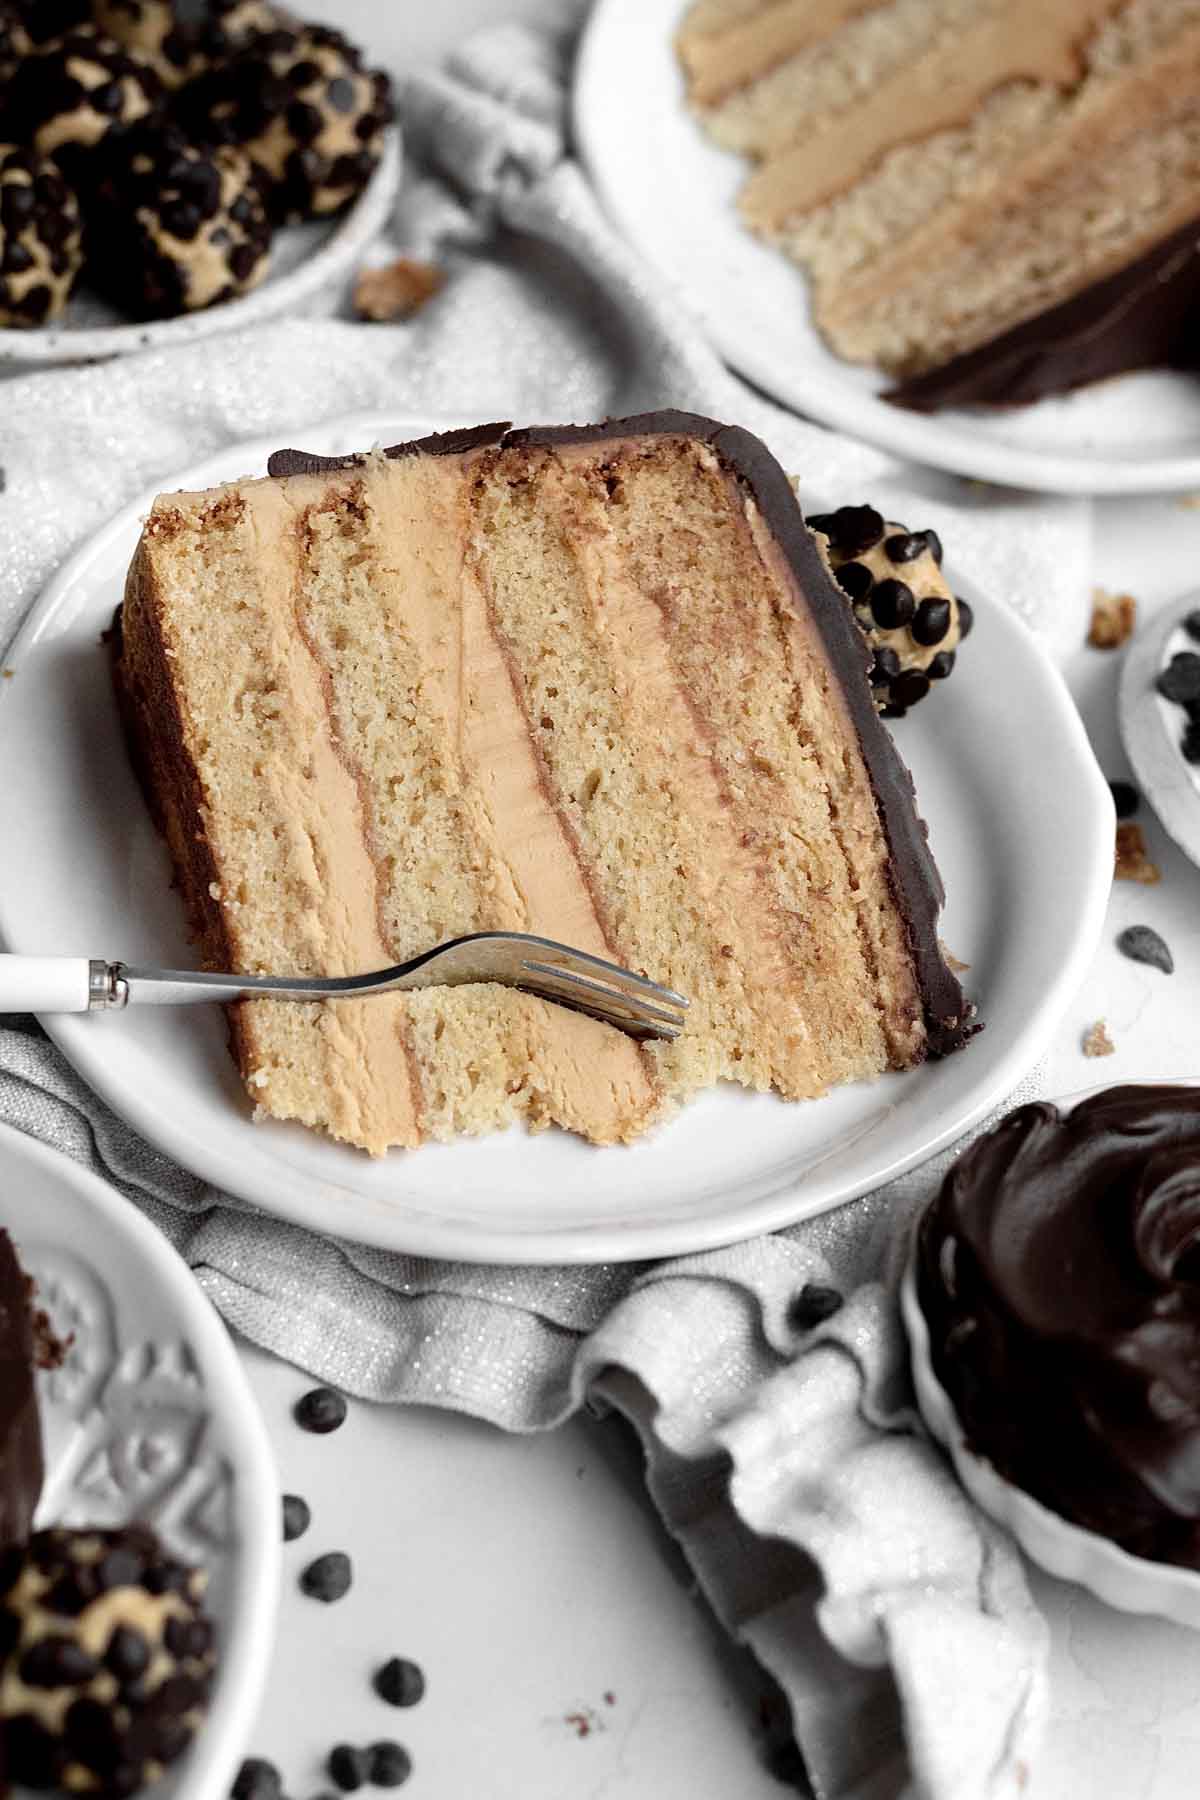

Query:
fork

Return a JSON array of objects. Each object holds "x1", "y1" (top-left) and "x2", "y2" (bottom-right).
[{"x1": 0, "y1": 934, "x2": 689, "y2": 1042}]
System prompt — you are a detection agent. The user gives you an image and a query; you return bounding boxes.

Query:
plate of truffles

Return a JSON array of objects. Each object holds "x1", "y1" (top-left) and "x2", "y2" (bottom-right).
[
  {"x1": 0, "y1": 0, "x2": 400, "y2": 365},
  {"x1": 0, "y1": 1121, "x2": 279, "y2": 1795},
  {"x1": 0, "y1": 409, "x2": 1116, "y2": 1263}
]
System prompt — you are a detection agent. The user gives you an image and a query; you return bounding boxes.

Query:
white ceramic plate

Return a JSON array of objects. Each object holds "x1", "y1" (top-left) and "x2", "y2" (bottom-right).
[
  {"x1": 0, "y1": 130, "x2": 400, "y2": 370},
  {"x1": 0, "y1": 410, "x2": 1113, "y2": 1264},
  {"x1": 1, "y1": 1120, "x2": 280, "y2": 1795},
  {"x1": 1119, "y1": 588, "x2": 1200, "y2": 873},
  {"x1": 574, "y1": 0, "x2": 1200, "y2": 497}
]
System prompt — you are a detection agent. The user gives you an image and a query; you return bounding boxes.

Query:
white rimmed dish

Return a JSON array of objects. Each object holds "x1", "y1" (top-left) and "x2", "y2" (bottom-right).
[
  {"x1": 574, "y1": 0, "x2": 1200, "y2": 497},
  {"x1": 0, "y1": 409, "x2": 1114, "y2": 1265},
  {"x1": 0, "y1": 130, "x2": 400, "y2": 370},
  {"x1": 1, "y1": 1120, "x2": 280, "y2": 1797},
  {"x1": 1119, "y1": 589, "x2": 1200, "y2": 873},
  {"x1": 902, "y1": 1081, "x2": 1200, "y2": 1630}
]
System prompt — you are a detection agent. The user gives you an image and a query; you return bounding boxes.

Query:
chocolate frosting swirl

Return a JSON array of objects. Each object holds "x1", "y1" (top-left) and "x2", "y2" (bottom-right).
[{"x1": 918, "y1": 1085, "x2": 1200, "y2": 1565}]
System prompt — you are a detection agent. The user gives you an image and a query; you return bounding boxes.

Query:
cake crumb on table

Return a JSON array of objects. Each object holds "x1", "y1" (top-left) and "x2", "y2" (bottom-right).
[
  {"x1": 353, "y1": 257, "x2": 444, "y2": 321},
  {"x1": 1082, "y1": 1020, "x2": 1115, "y2": 1057},
  {"x1": 1088, "y1": 587, "x2": 1137, "y2": 649},
  {"x1": 1114, "y1": 821, "x2": 1161, "y2": 883}
]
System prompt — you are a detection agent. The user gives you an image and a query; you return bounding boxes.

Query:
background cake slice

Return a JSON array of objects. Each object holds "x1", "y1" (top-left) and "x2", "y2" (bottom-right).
[{"x1": 115, "y1": 413, "x2": 970, "y2": 1156}]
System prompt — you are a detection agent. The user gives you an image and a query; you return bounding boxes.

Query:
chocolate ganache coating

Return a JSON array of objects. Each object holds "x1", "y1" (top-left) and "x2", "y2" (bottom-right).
[{"x1": 918, "y1": 1085, "x2": 1200, "y2": 1565}]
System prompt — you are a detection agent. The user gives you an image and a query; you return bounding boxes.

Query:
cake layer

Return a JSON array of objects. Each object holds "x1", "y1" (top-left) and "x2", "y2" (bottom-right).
[{"x1": 117, "y1": 414, "x2": 969, "y2": 1155}]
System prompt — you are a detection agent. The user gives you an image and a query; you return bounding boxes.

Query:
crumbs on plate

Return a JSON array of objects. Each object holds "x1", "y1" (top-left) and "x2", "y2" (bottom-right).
[
  {"x1": 1115, "y1": 821, "x2": 1160, "y2": 884},
  {"x1": 1082, "y1": 1020, "x2": 1115, "y2": 1058},
  {"x1": 1088, "y1": 587, "x2": 1137, "y2": 649}
]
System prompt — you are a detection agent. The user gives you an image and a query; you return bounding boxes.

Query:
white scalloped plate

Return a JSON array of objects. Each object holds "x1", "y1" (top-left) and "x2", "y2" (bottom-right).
[
  {"x1": 575, "y1": 0, "x2": 1200, "y2": 496},
  {"x1": 0, "y1": 410, "x2": 1114, "y2": 1263},
  {"x1": 1, "y1": 1120, "x2": 280, "y2": 1795},
  {"x1": 903, "y1": 1081, "x2": 1200, "y2": 1629},
  {"x1": 0, "y1": 130, "x2": 400, "y2": 369}
]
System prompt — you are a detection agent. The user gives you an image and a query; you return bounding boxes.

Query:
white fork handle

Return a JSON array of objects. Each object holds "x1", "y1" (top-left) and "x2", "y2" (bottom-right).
[{"x1": 0, "y1": 955, "x2": 95, "y2": 1013}]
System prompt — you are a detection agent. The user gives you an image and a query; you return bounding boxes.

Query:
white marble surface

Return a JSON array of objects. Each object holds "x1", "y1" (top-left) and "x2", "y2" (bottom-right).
[{"x1": 229, "y1": 5, "x2": 1200, "y2": 1796}]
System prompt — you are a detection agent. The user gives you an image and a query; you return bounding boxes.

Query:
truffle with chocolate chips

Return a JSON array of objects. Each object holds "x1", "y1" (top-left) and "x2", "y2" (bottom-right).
[
  {"x1": 0, "y1": 1523, "x2": 217, "y2": 1790},
  {"x1": 805, "y1": 502, "x2": 964, "y2": 718},
  {"x1": 87, "y1": 119, "x2": 272, "y2": 317},
  {"x1": 0, "y1": 4, "x2": 32, "y2": 81},
  {"x1": 0, "y1": 27, "x2": 161, "y2": 186},
  {"x1": 177, "y1": 21, "x2": 392, "y2": 221},
  {"x1": 0, "y1": 142, "x2": 82, "y2": 327},
  {"x1": 90, "y1": 0, "x2": 281, "y2": 89}
]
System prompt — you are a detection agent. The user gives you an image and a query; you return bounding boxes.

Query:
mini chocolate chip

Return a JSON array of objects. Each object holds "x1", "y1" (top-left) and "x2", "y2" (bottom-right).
[
  {"x1": 97, "y1": 1544, "x2": 143, "y2": 1591},
  {"x1": 1183, "y1": 720, "x2": 1200, "y2": 764},
  {"x1": 788, "y1": 1283, "x2": 843, "y2": 1330},
  {"x1": 1108, "y1": 780, "x2": 1139, "y2": 818},
  {"x1": 63, "y1": 1694, "x2": 119, "y2": 1761},
  {"x1": 368, "y1": 1742, "x2": 412, "y2": 1787},
  {"x1": 232, "y1": 1756, "x2": 283, "y2": 1800},
  {"x1": 159, "y1": 1670, "x2": 205, "y2": 1713},
  {"x1": 2, "y1": 239, "x2": 34, "y2": 274},
  {"x1": 91, "y1": 78, "x2": 125, "y2": 114},
  {"x1": 229, "y1": 193, "x2": 254, "y2": 224},
  {"x1": 160, "y1": 198, "x2": 201, "y2": 240},
  {"x1": 105, "y1": 1624, "x2": 150, "y2": 1682},
  {"x1": 884, "y1": 531, "x2": 925, "y2": 564},
  {"x1": 0, "y1": 1546, "x2": 23, "y2": 1594},
  {"x1": 6, "y1": 1712, "x2": 61, "y2": 1783},
  {"x1": 21, "y1": 1634, "x2": 100, "y2": 1687},
  {"x1": 301, "y1": 1551, "x2": 352, "y2": 1602},
  {"x1": 327, "y1": 75, "x2": 356, "y2": 112},
  {"x1": 229, "y1": 241, "x2": 260, "y2": 281},
  {"x1": 1185, "y1": 610, "x2": 1200, "y2": 644},
  {"x1": 287, "y1": 99, "x2": 324, "y2": 143},
  {"x1": 911, "y1": 597, "x2": 951, "y2": 647},
  {"x1": 143, "y1": 1560, "x2": 186, "y2": 1595},
  {"x1": 0, "y1": 1604, "x2": 20, "y2": 1657},
  {"x1": 955, "y1": 596, "x2": 974, "y2": 639},
  {"x1": 924, "y1": 527, "x2": 944, "y2": 566},
  {"x1": 295, "y1": 1387, "x2": 347, "y2": 1433},
  {"x1": 355, "y1": 111, "x2": 382, "y2": 141},
  {"x1": 1116, "y1": 925, "x2": 1173, "y2": 974},
  {"x1": 291, "y1": 58, "x2": 322, "y2": 87},
  {"x1": 35, "y1": 173, "x2": 67, "y2": 209},
  {"x1": 881, "y1": 701, "x2": 907, "y2": 719},
  {"x1": 826, "y1": 504, "x2": 883, "y2": 557},
  {"x1": 870, "y1": 646, "x2": 901, "y2": 686},
  {"x1": 164, "y1": 1613, "x2": 210, "y2": 1659},
  {"x1": 374, "y1": 1657, "x2": 425, "y2": 1708},
  {"x1": 1158, "y1": 652, "x2": 1200, "y2": 705},
  {"x1": 283, "y1": 1494, "x2": 311, "y2": 1542},
  {"x1": 927, "y1": 649, "x2": 956, "y2": 680},
  {"x1": 869, "y1": 578, "x2": 914, "y2": 629},
  {"x1": 890, "y1": 669, "x2": 931, "y2": 709},
  {"x1": 1, "y1": 182, "x2": 35, "y2": 225},
  {"x1": 833, "y1": 560, "x2": 873, "y2": 602},
  {"x1": 328, "y1": 1744, "x2": 370, "y2": 1791}
]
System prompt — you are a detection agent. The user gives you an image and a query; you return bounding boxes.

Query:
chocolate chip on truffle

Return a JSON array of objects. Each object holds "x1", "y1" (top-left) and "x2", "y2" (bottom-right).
[
  {"x1": 20, "y1": 1633, "x2": 100, "y2": 1686},
  {"x1": 911, "y1": 597, "x2": 952, "y2": 647},
  {"x1": 374, "y1": 1656, "x2": 426, "y2": 1708},
  {"x1": 282, "y1": 1493, "x2": 311, "y2": 1542},
  {"x1": 826, "y1": 504, "x2": 884, "y2": 558},
  {"x1": 1116, "y1": 925, "x2": 1173, "y2": 974},
  {"x1": 890, "y1": 669, "x2": 931, "y2": 709},
  {"x1": 788, "y1": 1283, "x2": 843, "y2": 1330},
  {"x1": 883, "y1": 531, "x2": 926, "y2": 564},
  {"x1": 833, "y1": 559, "x2": 874, "y2": 602},
  {"x1": 105, "y1": 1623, "x2": 151, "y2": 1683},
  {"x1": 955, "y1": 597, "x2": 974, "y2": 639},
  {"x1": 870, "y1": 578, "x2": 915, "y2": 629},
  {"x1": 294, "y1": 1386, "x2": 347, "y2": 1433},
  {"x1": 232, "y1": 1757, "x2": 283, "y2": 1800},
  {"x1": 870, "y1": 646, "x2": 901, "y2": 686},
  {"x1": 300, "y1": 1551, "x2": 352, "y2": 1602},
  {"x1": 328, "y1": 1744, "x2": 371, "y2": 1792},
  {"x1": 927, "y1": 649, "x2": 955, "y2": 680},
  {"x1": 0, "y1": 141, "x2": 82, "y2": 328},
  {"x1": 368, "y1": 1741, "x2": 413, "y2": 1787},
  {"x1": 1158, "y1": 652, "x2": 1200, "y2": 705}
]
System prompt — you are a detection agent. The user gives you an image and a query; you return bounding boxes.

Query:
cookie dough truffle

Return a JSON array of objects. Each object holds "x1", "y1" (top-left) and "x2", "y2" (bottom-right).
[
  {"x1": 0, "y1": 1523, "x2": 217, "y2": 1791},
  {"x1": 807, "y1": 504, "x2": 968, "y2": 717},
  {"x1": 0, "y1": 141, "x2": 83, "y2": 327},
  {"x1": 90, "y1": 0, "x2": 280, "y2": 88},
  {"x1": 1, "y1": 28, "x2": 162, "y2": 184},
  {"x1": 88, "y1": 121, "x2": 271, "y2": 316},
  {"x1": 917, "y1": 1085, "x2": 1200, "y2": 1567},
  {"x1": 179, "y1": 21, "x2": 392, "y2": 220}
]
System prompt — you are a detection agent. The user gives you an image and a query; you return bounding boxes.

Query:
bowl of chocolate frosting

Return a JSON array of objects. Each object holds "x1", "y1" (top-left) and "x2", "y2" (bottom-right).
[{"x1": 903, "y1": 1083, "x2": 1200, "y2": 1626}]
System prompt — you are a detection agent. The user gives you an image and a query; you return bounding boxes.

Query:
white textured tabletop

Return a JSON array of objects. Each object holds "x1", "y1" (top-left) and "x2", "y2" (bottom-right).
[{"x1": 228, "y1": 6, "x2": 1200, "y2": 1796}]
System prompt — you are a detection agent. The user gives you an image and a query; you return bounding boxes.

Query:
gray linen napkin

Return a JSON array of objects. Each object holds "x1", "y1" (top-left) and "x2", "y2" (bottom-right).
[{"x1": 0, "y1": 14, "x2": 1075, "y2": 1798}]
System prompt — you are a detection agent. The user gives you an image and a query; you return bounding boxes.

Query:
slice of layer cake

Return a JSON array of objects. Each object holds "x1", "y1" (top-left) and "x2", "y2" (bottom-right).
[
  {"x1": 0, "y1": 1230, "x2": 44, "y2": 1551},
  {"x1": 678, "y1": 0, "x2": 1200, "y2": 398},
  {"x1": 115, "y1": 413, "x2": 970, "y2": 1156}
]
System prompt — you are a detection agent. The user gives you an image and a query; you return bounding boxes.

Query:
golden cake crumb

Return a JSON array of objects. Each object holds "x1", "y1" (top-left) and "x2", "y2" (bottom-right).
[
  {"x1": 938, "y1": 939, "x2": 969, "y2": 974},
  {"x1": 1088, "y1": 587, "x2": 1137, "y2": 650},
  {"x1": 353, "y1": 256, "x2": 444, "y2": 322},
  {"x1": 1115, "y1": 821, "x2": 1160, "y2": 884},
  {"x1": 1082, "y1": 1019, "x2": 1115, "y2": 1058}
]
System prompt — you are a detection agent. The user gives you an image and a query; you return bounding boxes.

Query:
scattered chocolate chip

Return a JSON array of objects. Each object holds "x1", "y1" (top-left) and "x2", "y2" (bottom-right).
[
  {"x1": 1185, "y1": 610, "x2": 1200, "y2": 644},
  {"x1": 300, "y1": 1551, "x2": 352, "y2": 1603},
  {"x1": 869, "y1": 578, "x2": 914, "y2": 629},
  {"x1": 911, "y1": 597, "x2": 951, "y2": 647},
  {"x1": 374, "y1": 1657, "x2": 425, "y2": 1708},
  {"x1": 1108, "y1": 780, "x2": 1139, "y2": 818},
  {"x1": 1116, "y1": 925, "x2": 1173, "y2": 974},
  {"x1": 232, "y1": 1757, "x2": 283, "y2": 1800},
  {"x1": 789, "y1": 1283, "x2": 843, "y2": 1329},
  {"x1": 282, "y1": 1493, "x2": 311, "y2": 1542},
  {"x1": 889, "y1": 669, "x2": 931, "y2": 709},
  {"x1": 1158, "y1": 653, "x2": 1200, "y2": 705},
  {"x1": 955, "y1": 597, "x2": 974, "y2": 639},
  {"x1": 294, "y1": 1387, "x2": 347, "y2": 1433},
  {"x1": 328, "y1": 1745, "x2": 370, "y2": 1792},
  {"x1": 927, "y1": 649, "x2": 955, "y2": 680},
  {"x1": 884, "y1": 531, "x2": 925, "y2": 564},
  {"x1": 368, "y1": 1742, "x2": 412, "y2": 1788}
]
